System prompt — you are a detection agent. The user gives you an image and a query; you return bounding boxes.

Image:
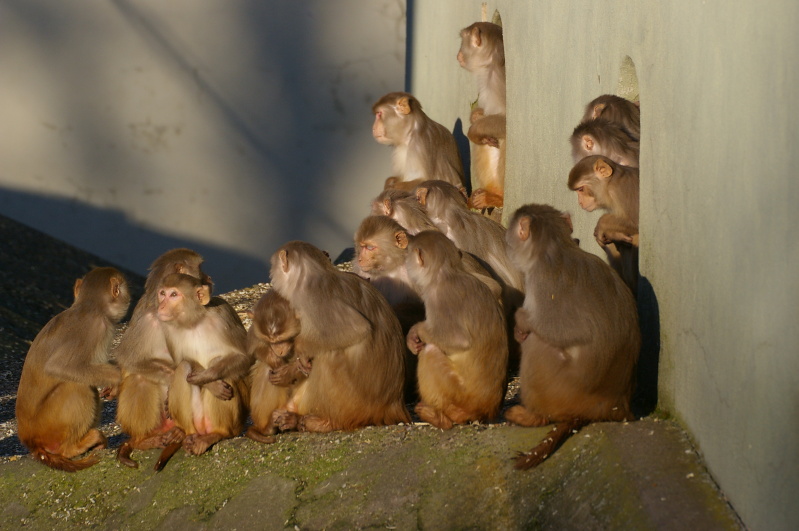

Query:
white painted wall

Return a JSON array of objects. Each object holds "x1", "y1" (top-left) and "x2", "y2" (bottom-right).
[
  {"x1": 0, "y1": 0, "x2": 407, "y2": 292},
  {"x1": 410, "y1": 1, "x2": 798, "y2": 530}
]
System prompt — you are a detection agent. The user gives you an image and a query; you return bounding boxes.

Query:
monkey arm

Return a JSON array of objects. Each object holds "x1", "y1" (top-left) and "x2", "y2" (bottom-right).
[
  {"x1": 186, "y1": 351, "x2": 252, "y2": 385},
  {"x1": 303, "y1": 299, "x2": 372, "y2": 350},
  {"x1": 127, "y1": 358, "x2": 175, "y2": 385},
  {"x1": 594, "y1": 214, "x2": 638, "y2": 246},
  {"x1": 44, "y1": 350, "x2": 122, "y2": 388},
  {"x1": 467, "y1": 112, "x2": 506, "y2": 147}
]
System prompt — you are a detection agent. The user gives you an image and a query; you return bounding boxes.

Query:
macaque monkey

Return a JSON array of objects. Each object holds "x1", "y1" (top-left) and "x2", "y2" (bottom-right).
[
  {"x1": 582, "y1": 94, "x2": 641, "y2": 141},
  {"x1": 415, "y1": 180, "x2": 523, "y2": 293},
  {"x1": 504, "y1": 204, "x2": 639, "y2": 469},
  {"x1": 405, "y1": 231, "x2": 508, "y2": 429},
  {"x1": 570, "y1": 119, "x2": 639, "y2": 168},
  {"x1": 153, "y1": 273, "x2": 250, "y2": 469},
  {"x1": 115, "y1": 248, "x2": 212, "y2": 468},
  {"x1": 354, "y1": 215, "x2": 502, "y2": 315},
  {"x1": 269, "y1": 241, "x2": 410, "y2": 434},
  {"x1": 372, "y1": 92, "x2": 466, "y2": 191},
  {"x1": 568, "y1": 155, "x2": 640, "y2": 292},
  {"x1": 16, "y1": 267, "x2": 130, "y2": 471},
  {"x1": 370, "y1": 189, "x2": 440, "y2": 235},
  {"x1": 457, "y1": 22, "x2": 506, "y2": 209},
  {"x1": 246, "y1": 290, "x2": 311, "y2": 444}
]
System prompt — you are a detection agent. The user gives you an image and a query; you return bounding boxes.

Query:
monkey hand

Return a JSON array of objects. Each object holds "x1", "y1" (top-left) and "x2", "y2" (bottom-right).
[
  {"x1": 203, "y1": 379, "x2": 234, "y2": 401},
  {"x1": 594, "y1": 227, "x2": 635, "y2": 247},
  {"x1": 268, "y1": 364, "x2": 299, "y2": 387},
  {"x1": 406, "y1": 326, "x2": 426, "y2": 355},
  {"x1": 384, "y1": 176, "x2": 402, "y2": 190},
  {"x1": 469, "y1": 107, "x2": 485, "y2": 124},
  {"x1": 513, "y1": 326, "x2": 530, "y2": 344},
  {"x1": 99, "y1": 386, "x2": 118, "y2": 400}
]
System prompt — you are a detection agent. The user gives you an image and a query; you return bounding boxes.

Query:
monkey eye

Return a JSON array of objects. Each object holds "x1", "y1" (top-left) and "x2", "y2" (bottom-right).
[
  {"x1": 576, "y1": 187, "x2": 584, "y2": 192},
  {"x1": 365, "y1": 245, "x2": 376, "y2": 251}
]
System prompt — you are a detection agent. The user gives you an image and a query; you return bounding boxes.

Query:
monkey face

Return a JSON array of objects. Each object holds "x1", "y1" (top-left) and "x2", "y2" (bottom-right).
[
  {"x1": 575, "y1": 186, "x2": 598, "y2": 212},
  {"x1": 156, "y1": 287, "x2": 184, "y2": 322}
]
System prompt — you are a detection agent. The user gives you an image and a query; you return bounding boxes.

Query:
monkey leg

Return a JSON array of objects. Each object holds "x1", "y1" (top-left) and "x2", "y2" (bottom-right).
[
  {"x1": 415, "y1": 345, "x2": 466, "y2": 429},
  {"x1": 21, "y1": 381, "x2": 102, "y2": 459},
  {"x1": 414, "y1": 403, "x2": 454, "y2": 430},
  {"x1": 504, "y1": 405, "x2": 549, "y2": 427},
  {"x1": 298, "y1": 415, "x2": 335, "y2": 433},
  {"x1": 249, "y1": 362, "x2": 289, "y2": 440},
  {"x1": 469, "y1": 188, "x2": 504, "y2": 209},
  {"x1": 182, "y1": 433, "x2": 225, "y2": 456},
  {"x1": 245, "y1": 426, "x2": 276, "y2": 444},
  {"x1": 117, "y1": 373, "x2": 169, "y2": 440}
]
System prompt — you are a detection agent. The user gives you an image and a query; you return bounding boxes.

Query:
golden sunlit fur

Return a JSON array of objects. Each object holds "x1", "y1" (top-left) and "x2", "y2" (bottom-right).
[
  {"x1": 269, "y1": 241, "x2": 410, "y2": 432},
  {"x1": 16, "y1": 267, "x2": 130, "y2": 471}
]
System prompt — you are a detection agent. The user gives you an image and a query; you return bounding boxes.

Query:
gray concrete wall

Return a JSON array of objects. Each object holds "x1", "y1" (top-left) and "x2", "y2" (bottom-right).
[
  {"x1": 0, "y1": 0, "x2": 407, "y2": 293},
  {"x1": 410, "y1": 1, "x2": 798, "y2": 530}
]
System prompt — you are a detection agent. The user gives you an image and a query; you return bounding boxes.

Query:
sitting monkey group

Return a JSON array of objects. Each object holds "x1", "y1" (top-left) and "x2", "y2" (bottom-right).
[{"x1": 15, "y1": 21, "x2": 642, "y2": 472}]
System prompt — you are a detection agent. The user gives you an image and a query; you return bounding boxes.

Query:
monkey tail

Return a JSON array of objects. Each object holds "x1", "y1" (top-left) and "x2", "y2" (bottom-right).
[
  {"x1": 514, "y1": 418, "x2": 589, "y2": 470},
  {"x1": 30, "y1": 448, "x2": 100, "y2": 472}
]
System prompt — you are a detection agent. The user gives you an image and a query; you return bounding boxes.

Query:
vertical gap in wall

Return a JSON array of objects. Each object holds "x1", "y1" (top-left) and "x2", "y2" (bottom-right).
[
  {"x1": 617, "y1": 56, "x2": 639, "y2": 103},
  {"x1": 404, "y1": 0, "x2": 414, "y2": 92}
]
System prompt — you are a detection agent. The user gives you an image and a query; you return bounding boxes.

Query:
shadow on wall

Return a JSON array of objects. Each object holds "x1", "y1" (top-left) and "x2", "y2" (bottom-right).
[
  {"x1": 0, "y1": 188, "x2": 269, "y2": 294},
  {"x1": 634, "y1": 277, "x2": 660, "y2": 416},
  {"x1": 2, "y1": 1, "x2": 399, "y2": 289}
]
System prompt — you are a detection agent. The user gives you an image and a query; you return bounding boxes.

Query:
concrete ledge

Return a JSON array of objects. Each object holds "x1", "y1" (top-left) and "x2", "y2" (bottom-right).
[{"x1": 0, "y1": 418, "x2": 741, "y2": 529}]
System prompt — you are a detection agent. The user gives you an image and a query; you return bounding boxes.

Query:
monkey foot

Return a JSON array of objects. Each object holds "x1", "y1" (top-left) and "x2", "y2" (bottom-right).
[
  {"x1": 415, "y1": 403, "x2": 454, "y2": 430},
  {"x1": 271, "y1": 409, "x2": 300, "y2": 432},
  {"x1": 504, "y1": 405, "x2": 549, "y2": 427},
  {"x1": 183, "y1": 433, "x2": 224, "y2": 455},
  {"x1": 298, "y1": 415, "x2": 334, "y2": 433},
  {"x1": 116, "y1": 442, "x2": 139, "y2": 469},
  {"x1": 245, "y1": 426, "x2": 277, "y2": 444}
]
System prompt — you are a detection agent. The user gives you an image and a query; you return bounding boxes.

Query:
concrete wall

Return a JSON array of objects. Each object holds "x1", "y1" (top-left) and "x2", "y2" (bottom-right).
[
  {"x1": 0, "y1": 0, "x2": 407, "y2": 293},
  {"x1": 410, "y1": 1, "x2": 798, "y2": 530}
]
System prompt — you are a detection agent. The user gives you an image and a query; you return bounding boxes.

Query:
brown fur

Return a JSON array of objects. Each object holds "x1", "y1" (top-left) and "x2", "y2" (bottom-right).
[
  {"x1": 405, "y1": 231, "x2": 508, "y2": 429},
  {"x1": 370, "y1": 189, "x2": 440, "y2": 235},
  {"x1": 16, "y1": 267, "x2": 130, "y2": 471},
  {"x1": 269, "y1": 241, "x2": 411, "y2": 433},
  {"x1": 582, "y1": 94, "x2": 640, "y2": 141},
  {"x1": 568, "y1": 155, "x2": 640, "y2": 292},
  {"x1": 571, "y1": 119, "x2": 639, "y2": 168},
  {"x1": 154, "y1": 274, "x2": 250, "y2": 468},
  {"x1": 114, "y1": 248, "x2": 212, "y2": 468},
  {"x1": 504, "y1": 204, "x2": 639, "y2": 468},
  {"x1": 246, "y1": 290, "x2": 310, "y2": 443},
  {"x1": 372, "y1": 92, "x2": 465, "y2": 190},
  {"x1": 415, "y1": 180, "x2": 522, "y2": 292},
  {"x1": 457, "y1": 22, "x2": 506, "y2": 208}
]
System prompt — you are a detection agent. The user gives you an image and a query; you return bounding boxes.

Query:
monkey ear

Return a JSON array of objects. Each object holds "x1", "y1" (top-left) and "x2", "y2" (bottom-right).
[
  {"x1": 395, "y1": 231, "x2": 409, "y2": 250},
  {"x1": 470, "y1": 26, "x2": 482, "y2": 47},
  {"x1": 592, "y1": 103, "x2": 606, "y2": 120},
  {"x1": 582, "y1": 135, "x2": 594, "y2": 152},
  {"x1": 457, "y1": 185, "x2": 468, "y2": 201},
  {"x1": 517, "y1": 216, "x2": 531, "y2": 242},
  {"x1": 382, "y1": 198, "x2": 393, "y2": 215},
  {"x1": 197, "y1": 285, "x2": 212, "y2": 306},
  {"x1": 73, "y1": 278, "x2": 84, "y2": 299},
  {"x1": 414, "y1": 247, "x2": 425, "y2": 267},
  {"x1": 396, "y1": 97, "x2": 412, "y2": 115},
  {"x1": 110, "y1": 277, "x2": 122, "y2": 298},
  {"x1": 416, "y1": 187, "x2": 429, "y2": 206},
  {"x1": 246, "y1": 310, "x2": 255, "y2": 320},
  {"x1": 280, "y1": 249, "x2": 289, "y2": 273},
  {"x1": 560, "y1": 212, "x2": 574, "y2": 233},
  {"x1": 594, "y1": 158, "x2": 614, "y2": 179}
]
